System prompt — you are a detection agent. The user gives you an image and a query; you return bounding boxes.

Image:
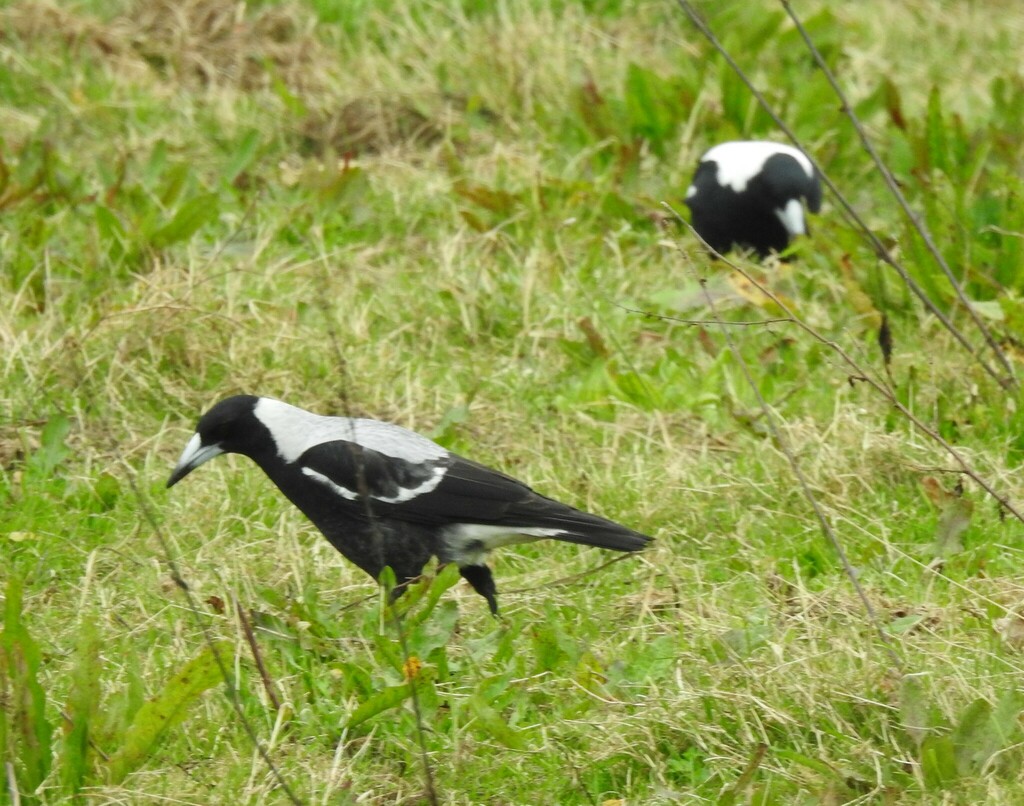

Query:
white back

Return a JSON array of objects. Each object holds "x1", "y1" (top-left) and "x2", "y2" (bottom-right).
[
  {"x1": 253, "y1": 398, "x2": 447, "y2": 464},
  {"x1": 701, "y1": 141, "x2": 815, "y2": 193}
]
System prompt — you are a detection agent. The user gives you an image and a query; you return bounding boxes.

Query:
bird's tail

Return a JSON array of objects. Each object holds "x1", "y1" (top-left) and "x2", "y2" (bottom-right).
[{"x1": 510, "y1": 496, "x2": 652, "y2": 552}]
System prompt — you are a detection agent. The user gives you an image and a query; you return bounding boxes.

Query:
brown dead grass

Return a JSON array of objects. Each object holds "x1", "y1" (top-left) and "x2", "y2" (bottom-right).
[
  {"x1": 299, "y1": 96, "x2": 445, "y2": 156},
  {"x1": 0, "y1": 0, "x2": 333, "y2": 93},
  {"x1": 127, "y1": 0, "x2": 330, "y2": 92}
]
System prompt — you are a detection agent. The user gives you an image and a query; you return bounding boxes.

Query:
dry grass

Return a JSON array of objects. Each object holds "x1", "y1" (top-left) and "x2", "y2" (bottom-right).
[{"x1": 0, "y1": 0, "x2": 333, "y2": 92}]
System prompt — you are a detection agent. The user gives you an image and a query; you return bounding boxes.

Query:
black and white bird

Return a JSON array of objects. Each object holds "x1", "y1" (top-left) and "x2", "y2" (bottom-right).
[
  {"x1": 167, "y1": 395, "x2": 652, "y2": 614},
  {"x1": 684, "y1": 140, "x2": 822, "y2": 258}
]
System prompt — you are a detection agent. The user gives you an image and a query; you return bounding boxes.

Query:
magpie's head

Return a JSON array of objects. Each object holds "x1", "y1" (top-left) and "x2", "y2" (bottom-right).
[
  {"x1": 755, "y1": 152, "x2": 822, "y2": 236},
  {"x1": 167, "y1": 395, "x2": 264, "y2": 488}
]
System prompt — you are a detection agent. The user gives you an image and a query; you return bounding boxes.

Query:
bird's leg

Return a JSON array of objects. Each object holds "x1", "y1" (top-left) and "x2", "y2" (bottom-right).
[{"x1": 458, "y1": 564, "x2": 499, "y2": 616}]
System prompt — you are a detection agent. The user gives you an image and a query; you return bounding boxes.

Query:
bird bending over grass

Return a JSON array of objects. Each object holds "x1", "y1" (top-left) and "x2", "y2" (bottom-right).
[
  {"x1": 684, "y1": 140, "x2": 822, "y2": 258},
  {"x1": 167, "y1": 395, "x2": 652, "y2": 613}
]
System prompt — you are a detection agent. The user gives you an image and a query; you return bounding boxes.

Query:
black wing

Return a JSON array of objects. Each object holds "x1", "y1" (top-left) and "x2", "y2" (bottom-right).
[
  {"x1": 394, "y1": 451, "x2": 650, "y2": 551},
  {"x1": 299, "y1": 440, "x2": 449, "y2": 503},
  {"x1": 300, "y1": 443, "x2": 651, "y2": 552}
]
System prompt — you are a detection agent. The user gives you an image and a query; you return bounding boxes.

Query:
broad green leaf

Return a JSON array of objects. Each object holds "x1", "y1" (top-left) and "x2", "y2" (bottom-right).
[
  {"x1": 899, "y1": 674, "x2": 931, "y2": 747},
  {"x1": 612, "y1": 367, "x2": 661, "y2": 409},
  {"x1": 408, "y1": 599, "x2": 460, "y2": 656},
  {"x1": 104, "y1": 642, "x2": 231, "y2": 784},
  {"x1": 149, "y1": 192, "x2": 220, "y2": 249},
  {"x1": 969, "y1": 299, "x2": 1005, "y2": 321},
  {"x1": 951, "y1": 693, "x2": 1022, "y2": 775},
  {"x1": 158, "y1": 160, "x2": 191, "y2": 207},
  {"x1": 921, "y1": 735, "x2": 959, "y2": 789},
  {"x1": 531, "y1": 621, "x2": 568, "y2": 673},
  {"x1": 223, "y1": 129, "x2": 261, "y2": 185},
  {"x1": 377, "y1": 565, "x2": 398, "y2": 600},
  {"x1": 887, "y1": 614, "x2": 926, "y2": 635},
  {"x1": 395, "y1": 563, "x2": 460, "y2": 627},
  {"x1": 709, "y1": 624, "x2": 770, "y2": 663},
  {"x1": 934, "y1": 495, "x2": 973, "y2": 558},
  {"x1": 469, "y1": 692, "x2": 526, "y2": 750},
  {"x1": 921, "y1": 477, "x2": 973, "y2": 558},
  {"x1": 94, "y1": 205, "x2": 128, "y2": 256},
  {"x1": 346, "y1": 682, "x2": 412, "y2": 729},
  {"x1": 92, "y1": 472, "x2": 122, "y2": 510},
  {"x1": 28, "y1": 413, "x2": 70, "y2": 476}
]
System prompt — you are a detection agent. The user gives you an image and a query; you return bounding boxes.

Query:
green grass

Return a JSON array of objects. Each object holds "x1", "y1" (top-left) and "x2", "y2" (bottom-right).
[{"x1": 3, "y1": 0, "x2": 1024, "y2": 802}]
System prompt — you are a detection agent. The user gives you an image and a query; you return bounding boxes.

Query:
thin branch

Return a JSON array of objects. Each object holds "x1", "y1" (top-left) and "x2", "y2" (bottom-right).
[
  {"x1": 614, "y1": 303, "x2": 794, "y2": 327},
  {"x1": 312, "y1": 252, "x2": 440, "y2": 806},
  {"x1": 678, "y1": 218, "x2": 904, "y2": 672},
  {"x1": 127, "y1": 473, "x2": 305, "y2": 806},
  {"x1": 779, "y1": 0, "x2": 1016, "y2": 388},
  {"x1": 60, "y1": 303, "x2": 304, "y2": 804},
  {"x1": 505, "y1": 552, "x2": 636, "y2": 596},
  {"x1": 666, "y1": 202, "x2": 1024, "y2": 526},
  {"x1": 237, "y1": 600, "x2": 283, "y2": 712},
  {"x1": 671, "y1": 0, "x2": 1012, "y2": 390}
]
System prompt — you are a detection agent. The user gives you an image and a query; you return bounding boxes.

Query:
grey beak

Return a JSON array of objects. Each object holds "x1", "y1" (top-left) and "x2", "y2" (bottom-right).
[{"x1": 167, "y1": 433, "x2": 224, "y2": 488}]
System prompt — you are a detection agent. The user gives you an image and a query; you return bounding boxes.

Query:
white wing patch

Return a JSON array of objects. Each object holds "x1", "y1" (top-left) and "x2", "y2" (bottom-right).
[
  {"x1": 302, "y1": 467, "x2": 359, "y2": 500},
  {"x1": 441, "y1": 523, "x2": 564, "y2": 566},
  {"x1": 702, "y1": 140, "x2": 814, "y2": 193},
  {"x1": 254, "y1": 397, "x2": 447, "y2": 465},
  {"x1": 301, "y1": 463, "x2": 448, "y2": 504}
]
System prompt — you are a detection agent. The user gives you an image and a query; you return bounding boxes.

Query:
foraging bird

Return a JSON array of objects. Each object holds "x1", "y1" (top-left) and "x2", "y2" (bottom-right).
[
  {"x1": 167, "y1": 396, "x2": 651, "y2": 613},
  {"x1": 684, "y1": 140, "x2": 822, "y2": 258}
]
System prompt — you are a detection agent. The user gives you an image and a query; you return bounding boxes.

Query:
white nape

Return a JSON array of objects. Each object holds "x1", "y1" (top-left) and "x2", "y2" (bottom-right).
[
  {"x1": 703, "y1": 141, "x2": 814, "y2": 194},
  {"x1": 254, "y1": 397, "x2": 447, "y2": 464}
]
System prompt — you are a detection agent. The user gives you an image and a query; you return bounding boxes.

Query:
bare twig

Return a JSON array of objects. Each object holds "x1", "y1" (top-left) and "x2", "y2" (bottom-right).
[
  {"x1": 614, "y1": 303, "x2": 794, "y2": 327},
  {"x1": 779, "y1": 0, "x2": 1016, "y2": 388},
  {"x1": 237, "y1": 600, "x2": 283, "y2": 712},
  {"x1": 311, "y1": 252, "x2": 440, "y2": 806},
  {"x1": 505, "y1": 551, "x2": 636, "y2": 596},
  {"x1": 127, "y1": 473, "x2": 305, "y2": 806},
  {"x1": 678, "y1": 215, "x2": 904, "y2": 671},
  {"x1": 671, "y1": 0, "x2": 1012, "y2": 390},
  {"x1": 723, "y1": 743, "x2": 769, "y2": 803},
  {"x1": 58, "y1": 317, "x2": 304, "y2": 804}
]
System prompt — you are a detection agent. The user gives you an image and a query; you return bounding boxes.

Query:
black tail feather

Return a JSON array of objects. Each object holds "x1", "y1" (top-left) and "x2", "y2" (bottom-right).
[{"x1": 503, "y1": 495, "x2": 653, "y2": 552}]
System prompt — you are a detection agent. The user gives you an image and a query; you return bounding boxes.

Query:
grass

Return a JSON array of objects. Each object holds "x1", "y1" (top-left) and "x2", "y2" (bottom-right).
[{"x1": 2, "y1": 0, "x2": 1024, "y2": 802}]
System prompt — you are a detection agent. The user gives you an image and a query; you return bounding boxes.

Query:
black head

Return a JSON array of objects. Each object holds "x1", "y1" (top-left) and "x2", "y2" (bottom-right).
[
  {"x1": 753, "y1": 152, "x2": 822, "y2": 213},
  {"x1": 166, "y1": 395, "x2": 265, "y2": 487}
]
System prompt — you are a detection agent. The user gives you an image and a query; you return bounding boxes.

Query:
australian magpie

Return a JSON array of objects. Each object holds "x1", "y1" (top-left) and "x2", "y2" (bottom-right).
[
  {"x1": 166, "y1": 395, "x2": 652, "y2": 613},
  {"x1": 684, "y1": 140, "x2": 822, "y2": 258}
]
